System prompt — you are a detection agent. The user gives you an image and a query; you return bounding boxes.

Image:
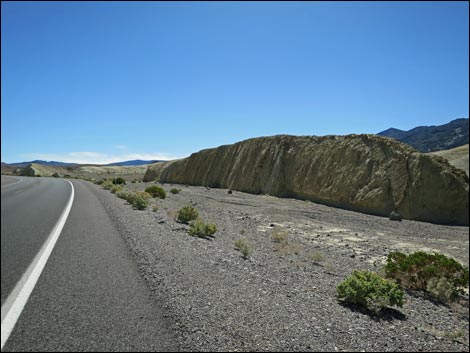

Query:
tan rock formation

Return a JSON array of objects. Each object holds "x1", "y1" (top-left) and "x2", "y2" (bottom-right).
[{"x1": 144, "y1": 135, "x2": 469, "y2": 225}]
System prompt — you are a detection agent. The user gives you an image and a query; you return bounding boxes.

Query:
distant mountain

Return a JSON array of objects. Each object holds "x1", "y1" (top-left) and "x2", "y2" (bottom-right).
[
  {"x1": 5, "y1": 159, "x2": 162, "y2": 167},
  {"x1": 7, "y1": 160, "x2": 79, "y2": 167},
  {"x1": 104, "y1": 159, "x2": 162, "y2": 166},
  {"x1": 378, "y1": 118, "x2": 469, "y2": 153}
]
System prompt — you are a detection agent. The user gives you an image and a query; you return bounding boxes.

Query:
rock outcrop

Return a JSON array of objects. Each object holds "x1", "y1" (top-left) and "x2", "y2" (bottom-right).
[{"x1": 144, "y1": 135, "x2": 469, "y2": 225}]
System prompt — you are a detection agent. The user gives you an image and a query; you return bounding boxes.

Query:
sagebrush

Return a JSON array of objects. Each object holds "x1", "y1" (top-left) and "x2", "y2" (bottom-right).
[
  {"x1": 177, "y1": 205, "x2": 199, "y2": 224},
  {"x1": 337, "y1": 271, "x2": 404, "y2": 313}
]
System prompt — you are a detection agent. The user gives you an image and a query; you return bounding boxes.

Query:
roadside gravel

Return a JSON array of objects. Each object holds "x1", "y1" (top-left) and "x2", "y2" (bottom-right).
[{"x1": 86, "y1": 180, "x2": 469, "y2": 352}]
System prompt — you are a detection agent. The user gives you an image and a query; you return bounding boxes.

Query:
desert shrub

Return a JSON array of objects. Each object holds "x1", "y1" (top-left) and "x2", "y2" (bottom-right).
[
  {"x1": 145, "y1": 185, "x2": 166, "y2": 199},
  {"x1": 385, "y1": 251, "x2": 469, "y2": 301},
  {"x1": 176, "y1": 206, "x2": 199, "y2": 224},
  {"x1": 136, "y1": 191, "x2": 152, "y2": 200},
  {"x1": 152, "y1": 205, "x2": 159, "y2": 212},
  {"x1": 324, "y1": 262, "x2": 337, "y2": 274},
  {"x1": 234, "y1": 238, "x2": 251, "y2": 259},
  {"x1": 170, "y1": 188, "x2": 180, "y2": 194},
  {"x1": 52, "y1": 172, "x2": 60, "y2": 178},
  {"x1": 94, "y1": 179, "x2": 105, "y2": 185},
  {"x1": 131, "y1": 180, "x2": 136, "y2": 183},
  {"x1": 189, "y1": 219, "x2": 217, "y2": 238},
  {"x1": 271, "y1": 228, "x2": 289, "y2": 244},
  {"x1": 110, "y1": 185, "x2": 122, "y2": 194},
  {"x1": 426, "y1": 277, "x2": 457, "y2": 303},
  {"x1": 64, "y1": 174, "x2": 72, "y2": 178},
  {"x1": 311, "y1": 251, "x2": 325, "y2": 264},
  {"x1": 132, "y1": 196, "x2": 148, "y2": 210},
  {"x1": 125, "y1": 193, "x2": 138, "y2": 204},
  {"x1": 102, "y1": 180, "x2": 114, "y2": 190},
  {"x1": 116, "y1": 191, "x2": 129, "y2": 200},
  {"x1": 113, "y1": 177, "x2": 126, "y2": 185},
  {"x1": 275, "y1": 242, "x2": 302, "y2": 256},
  {"x1": 337, "y1": 271, "x2": 404, "y2": 313}
]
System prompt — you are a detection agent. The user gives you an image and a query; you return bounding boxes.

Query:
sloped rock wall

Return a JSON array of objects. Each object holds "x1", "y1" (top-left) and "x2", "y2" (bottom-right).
[{"x1": 145, "y1": 135, "x2": 469, "y2": 225}]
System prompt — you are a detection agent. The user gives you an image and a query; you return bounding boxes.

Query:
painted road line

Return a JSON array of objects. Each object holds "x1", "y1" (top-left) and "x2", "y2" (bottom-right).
[
  {"x1": 1, "y1": 178, "x2": 23, "y2": 188},
  {"x1": 1, "y1": 180, "x2": 75, "y2": 350}
]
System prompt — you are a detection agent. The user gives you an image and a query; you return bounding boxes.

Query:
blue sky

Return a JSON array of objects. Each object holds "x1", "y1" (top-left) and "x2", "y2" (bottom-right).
[{"x1": 1, "y1": 1, "x2": 468, "y2": 164}]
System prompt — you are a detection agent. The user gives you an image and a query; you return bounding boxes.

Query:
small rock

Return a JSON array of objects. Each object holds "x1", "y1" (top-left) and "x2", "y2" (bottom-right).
[{"x1": 389, "y1": 211, "x2": 403, "y2": 221}]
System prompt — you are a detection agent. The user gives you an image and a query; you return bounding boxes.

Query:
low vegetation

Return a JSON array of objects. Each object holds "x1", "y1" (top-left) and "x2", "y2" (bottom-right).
[
  {"x1": 234, "y1": 238, "x2": 251, "y2": 259},
  {"x1": 113, "y1": 177, "x2": 126, "y2": 185},
  {"x1": 110, "y1": 185, "x2": 122, "y2": 194},
  {"x1": 132, "y1": 195, "x2": 149, "y2": 210},
  {"x1": 337, "y1": 270, "x2": 404, "y2": 313},
  {"x1": 189, "y1": 219, "x2": 217, "y2": 238},
  {"x1": 116, "y1": 191, "x2": 129, "y2": 200},
  {"x1": 145, "y1": 185, "x2": 166, "y2": 199},
  {"x1": 170, "y1": 188, "x2": 180, "y2": 194},
  {"x1": 177, "y1": 205, "x2": 199, "y2": 224},
  {"x1": 385, "y1": 251, "x2": 469, "y2": 302},
  {"x1": 271, "y1": 227, "x2": 289, "y2": 244},
  {"x1": 101, "y1": 180, "x2": 114, "y2": 190},
  {"x1": 310, "y1": 251, "x2": 325, "y2": 264}
]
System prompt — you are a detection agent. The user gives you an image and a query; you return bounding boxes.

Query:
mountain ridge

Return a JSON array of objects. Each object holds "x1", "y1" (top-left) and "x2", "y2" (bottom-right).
[{"x1": 378, "y1": 118, "x2": 469, "y2": 152}]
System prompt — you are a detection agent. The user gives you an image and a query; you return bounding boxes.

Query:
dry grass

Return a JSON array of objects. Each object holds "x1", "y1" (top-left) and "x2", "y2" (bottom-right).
[{"x1": 428, "y1": 144, "x2": 469, "y2": 175}]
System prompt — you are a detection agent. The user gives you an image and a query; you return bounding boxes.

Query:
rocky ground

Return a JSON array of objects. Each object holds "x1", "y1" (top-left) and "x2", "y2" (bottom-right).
[{"x1": 86, "y1": 180, "x2": 469, "y2": 352}]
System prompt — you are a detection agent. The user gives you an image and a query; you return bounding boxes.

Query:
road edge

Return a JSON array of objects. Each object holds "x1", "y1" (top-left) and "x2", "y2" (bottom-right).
[{"x1": 1, "y1": 180, "x2": 75, "y2": 349}]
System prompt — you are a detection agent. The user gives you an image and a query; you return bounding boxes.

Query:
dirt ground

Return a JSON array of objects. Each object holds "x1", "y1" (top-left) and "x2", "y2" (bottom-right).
[{"x1": 89, "y1": 178, "x2": 469, "y2": 352}]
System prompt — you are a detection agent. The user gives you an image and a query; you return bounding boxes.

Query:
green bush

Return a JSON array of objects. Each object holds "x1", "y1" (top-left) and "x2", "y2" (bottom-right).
[
  {"x1": 176, "y1": 206, "x2": 199, "y2": 224},
  {"x1": 234, "y1": 238, "x2": 251, "y2": 259},
  {"x1": 52, "y1": 172, "x2": 60, "y2": 178},
  {"x1": 385, "y1": 251, "x2": 469, "y2": 301},
  {"x1": 132, "y1": 196, "x2": 148, "y2": 210},
  {"x1": 426, "y1": 277, "x2": 457, "y2": 303},
  {"x1": 102, "y1": 180, "x2": 114, "y2": 190},
  {"x1": 189, "y1": 219, "x2": 217, "y2": 238},
  {"x1": 113, "y1": 177, "x2": 126, "y2": 185},
  {"x1": 145, "y1": 185, "x2": 166, "y2": 199},
  {"x1": 116, "y1": 191, "x2": 129, "y2": 200},
  {"x1": 170, "y1": 188, "x2": 180, "y2": 194},
  {"x1": 110, "y1": 185, "x2": 122, "y2": 194},
  {"x1": 125, "y1": 193, "x2": 137, "y2": 204},
  {"x1": 337, "y1": 271, "x2": 404, "y2": 313}
]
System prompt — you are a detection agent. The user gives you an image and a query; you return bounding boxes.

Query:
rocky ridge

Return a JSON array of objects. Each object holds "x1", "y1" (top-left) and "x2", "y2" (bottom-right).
[{"x1": 144, "y1": 134, "x2": 469, "y2": 226}]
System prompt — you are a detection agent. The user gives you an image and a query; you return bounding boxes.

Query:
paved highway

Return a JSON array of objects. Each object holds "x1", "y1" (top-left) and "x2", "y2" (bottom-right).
[{"x1": 1, "y1": 176, "x2": 177, "y2": 351}]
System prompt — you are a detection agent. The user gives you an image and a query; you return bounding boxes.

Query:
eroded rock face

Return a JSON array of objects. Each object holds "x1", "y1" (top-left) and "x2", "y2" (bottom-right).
[{"x1": 144, "y1": 135, "x2": 469, "y2": 225}]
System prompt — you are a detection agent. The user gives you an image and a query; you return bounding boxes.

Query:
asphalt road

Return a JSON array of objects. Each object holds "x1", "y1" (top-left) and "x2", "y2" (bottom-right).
[{"x1": 1, "y1": 177, "x2": 178, "y2": 351}]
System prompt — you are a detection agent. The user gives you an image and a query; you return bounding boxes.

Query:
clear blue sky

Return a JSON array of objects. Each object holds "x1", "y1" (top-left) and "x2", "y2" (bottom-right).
[{"x1": 1, "y1": 1, "x2": 468, "y2": 164}]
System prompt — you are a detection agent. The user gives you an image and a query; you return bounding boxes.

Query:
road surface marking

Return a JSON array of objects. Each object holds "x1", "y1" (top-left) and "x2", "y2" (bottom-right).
[
  {"x1": 1, "y1": 180, "x2": 75, "y2": 349},
  {"x1": 1, "y1": 178, "x2": 22, "y2": 188}
]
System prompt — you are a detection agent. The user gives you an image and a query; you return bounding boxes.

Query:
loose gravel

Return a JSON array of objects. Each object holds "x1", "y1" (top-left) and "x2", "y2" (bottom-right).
[{"x1": 86, "y1": 180, "x2": 469, "y2": 352}]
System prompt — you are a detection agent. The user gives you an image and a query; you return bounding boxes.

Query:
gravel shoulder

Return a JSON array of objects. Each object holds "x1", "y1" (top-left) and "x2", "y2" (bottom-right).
[{"x1": 89, "y1": 180, "x2": 469, "y2": 352}]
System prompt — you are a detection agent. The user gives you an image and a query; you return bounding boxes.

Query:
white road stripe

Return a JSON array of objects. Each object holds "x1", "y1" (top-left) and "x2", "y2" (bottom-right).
[
  {"x1": 0, "y1": 177, "x2": 22, "y2": 188},
  {"x1": 1, "y1": 180, "x2": 75, "y2": 350}
]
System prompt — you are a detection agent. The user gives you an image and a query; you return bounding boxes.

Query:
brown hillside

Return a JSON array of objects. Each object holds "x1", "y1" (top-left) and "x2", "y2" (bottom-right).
[
  {"x1": 144, "y1": 134, "x2": 469, "y2": 225},
  {"x1": 428, "y1": 144, "x2": 469, "y2": 176}
]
